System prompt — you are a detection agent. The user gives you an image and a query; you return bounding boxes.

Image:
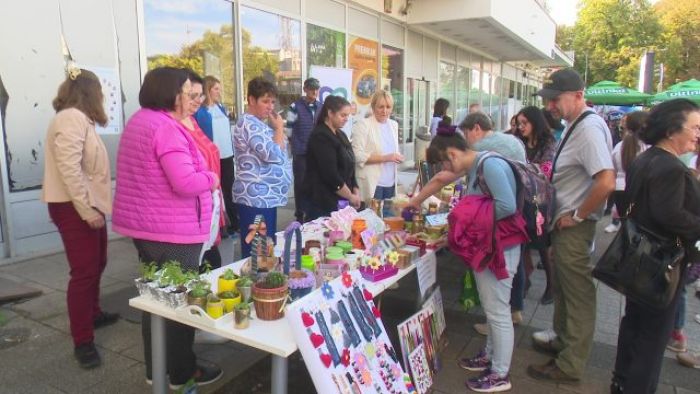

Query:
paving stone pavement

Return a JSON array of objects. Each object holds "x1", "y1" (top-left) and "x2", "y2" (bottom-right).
[{"x1": 1, "y1": 202, "x2": 699, "y2": 393}]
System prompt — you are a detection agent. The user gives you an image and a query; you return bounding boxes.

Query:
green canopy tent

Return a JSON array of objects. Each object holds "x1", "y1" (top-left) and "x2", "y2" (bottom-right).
[
  {"x1": 584, "y1": 80, "x2": 651, "y2": 105},
  {"x1": 650, "y1": 79, "x2": 700, "y2": 105}
]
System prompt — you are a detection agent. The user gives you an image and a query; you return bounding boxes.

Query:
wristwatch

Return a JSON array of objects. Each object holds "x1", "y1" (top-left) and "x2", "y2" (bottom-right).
[{"x1": 572, "y1": 210, "x2": 585, "y2": 223}]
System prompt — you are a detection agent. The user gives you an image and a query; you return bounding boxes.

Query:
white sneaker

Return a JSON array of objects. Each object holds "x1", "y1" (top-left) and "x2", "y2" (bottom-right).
[
  {"x1": 194, "y1": 330, "x2": 228, "y2": 344},
  {"x1": 532, "y1": 328, "x2": 557, "y2": 343},
  {"x1": 604, "y1": 222, "x2": 621, "y2": 233},
  {"x1": 695, "y1": 314, "x2": 700, "y2": 325}
]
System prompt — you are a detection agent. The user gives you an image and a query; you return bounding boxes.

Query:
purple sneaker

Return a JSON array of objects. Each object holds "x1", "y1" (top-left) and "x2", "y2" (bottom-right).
[
  {"x1": 458, "y1": 349, "x2": 491, "y2": 371},
  {"x1": 466, "y1": 370, "x2": 512, "y2": 392}
]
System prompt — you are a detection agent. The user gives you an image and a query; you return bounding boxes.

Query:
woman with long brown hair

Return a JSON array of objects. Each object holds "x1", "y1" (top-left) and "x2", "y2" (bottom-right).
[
  {"x1": 42, "y1": 65, "x2": 118, "y2": 369},
  {"x1": 606, "y1": 111, "x2": 649, "y2": 233}
]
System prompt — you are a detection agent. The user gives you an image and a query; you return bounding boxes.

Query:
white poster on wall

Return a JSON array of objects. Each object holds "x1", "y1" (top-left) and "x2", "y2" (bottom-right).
[
  {"x1": 84, "y1": 66, "x2": 122, "y2": 135},
  {"x1": 310, "y1": 66, "x2": 354, "y2": 137}
]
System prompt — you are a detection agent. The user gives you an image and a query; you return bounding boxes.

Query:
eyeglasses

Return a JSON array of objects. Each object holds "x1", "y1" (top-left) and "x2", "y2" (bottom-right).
[
  {"x1": 684, "y1": 125, "x2": 700, "y2": 133},
  {"x1": 187, "y1": 92, "x2": 205, "y2": 101}
]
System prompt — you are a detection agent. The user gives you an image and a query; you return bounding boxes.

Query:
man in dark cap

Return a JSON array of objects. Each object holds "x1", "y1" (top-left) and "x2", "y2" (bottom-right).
[
  {"x1": 527, "y1": 68, "x2": 615, "y2": 383},
  {"x1": 286, "y1": 77, "x2": 321, "y2": 222}
]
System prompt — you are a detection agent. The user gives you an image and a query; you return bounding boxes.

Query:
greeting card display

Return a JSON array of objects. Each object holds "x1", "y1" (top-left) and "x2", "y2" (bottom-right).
[
  {"x1": 407, "y1": 344, "x2": 432, "y2": 394},
  {"x1": 288, "y1": 271, "x2": 414, "y2": 393},
  {"x1": 397, "y1": 306, "x2": 440, "y2": 391}
]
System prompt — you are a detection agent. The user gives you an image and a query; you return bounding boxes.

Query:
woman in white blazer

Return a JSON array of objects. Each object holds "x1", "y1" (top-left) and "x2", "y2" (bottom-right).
[{"x1": 351, "y1": 90, "x2": 404, "y2": 202}]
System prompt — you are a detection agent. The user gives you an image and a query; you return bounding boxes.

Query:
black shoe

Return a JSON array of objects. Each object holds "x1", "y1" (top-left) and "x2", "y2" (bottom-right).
[
  {"x1": 74, "y1": 342, "x2": 101, "y2": 369},
  {"x1": 94, "y1": 311, "x2": 120, "y2": 329},
  {"x1": 540, "y1": 291, "x2": 554, "y2": 305},
  {"x1": 170, "y1": 360, "x2": 223, "y2": 389}
]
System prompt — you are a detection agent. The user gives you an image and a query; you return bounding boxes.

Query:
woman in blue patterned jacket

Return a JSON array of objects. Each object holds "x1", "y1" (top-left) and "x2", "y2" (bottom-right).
[{"x1": 233, "y1": 77, "x2": 292, "y2": 257}]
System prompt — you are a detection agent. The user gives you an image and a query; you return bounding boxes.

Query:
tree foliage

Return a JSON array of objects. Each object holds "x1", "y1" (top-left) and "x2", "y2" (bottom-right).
[
  {"x1": 654, "y1": 0, "x2": 700, "y2": 85},
  {"x1": 556, "y1": 0, "x2": 698, "y2": 90},
  {"x1": 567, "y1": 0, "x2": 663, "y2": 87},
  {"x1": 146, "y1": 26, "x2": 280, "y2": 113}
]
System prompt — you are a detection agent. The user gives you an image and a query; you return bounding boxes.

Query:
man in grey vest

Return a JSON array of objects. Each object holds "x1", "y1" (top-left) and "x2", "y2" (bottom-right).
[
  {"x1": 527, "y1": 68, "x2": 615, "y2": 383},
  {"x1": 286, "y1": 78, "x2": 321, "y2": 222}
]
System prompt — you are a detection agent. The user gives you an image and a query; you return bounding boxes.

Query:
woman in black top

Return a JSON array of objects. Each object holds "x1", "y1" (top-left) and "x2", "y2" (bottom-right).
[
  {"x1": 612, "y1": 99, "x2": 700, "y2": 394},
  {"x1": 303, "y1": 95, "x2": 360, "y2": 221}
]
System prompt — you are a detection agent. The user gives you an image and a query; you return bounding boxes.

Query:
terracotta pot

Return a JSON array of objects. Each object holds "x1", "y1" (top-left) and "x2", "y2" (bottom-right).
[{"x1": 252, "y1": 283, "x2": 288, "y2": 321}]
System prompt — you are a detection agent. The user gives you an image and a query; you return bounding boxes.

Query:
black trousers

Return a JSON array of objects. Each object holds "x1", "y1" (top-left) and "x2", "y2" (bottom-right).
[
  {"x1": 612, "y1": 190, "x2": 629, "y2": 218},
  {"x1": 220, "y1": 156, "x2": 238, "y2": 230},
  {"x1": 134, "y1": 239, "x2": 202, "y2": 384},
  {"x1": 612, "y1": 272, "x2": 685, "y2": 393},
  {"x1": 293, "y1": 154, "x2": 307, "y2": 222}
]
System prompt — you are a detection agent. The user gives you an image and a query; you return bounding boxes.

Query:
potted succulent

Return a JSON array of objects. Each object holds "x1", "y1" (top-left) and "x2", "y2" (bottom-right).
[
  {"x1": 218, "y1": 268, "x2": 239, "y2": 293},
  {"x1": 237, "y1": 276, "x2": 254, "y2": 304},
  {"x1": 187, "y1": 279, "x2": 211, "y2": 309},
  {"x1": 234, "y1": 302, "x2": 251, "y2": 329},
  {"x1": 135, "y1": 262, "x2": 158, "y2": 296},
  {"x1": 218, "y1": 290, "x2": 241, "y2": 313},
  {"x1": 252, "y1": 271, "x2": 288, "y2": 321},
  {"x1": 205, "y1": 294, "x2": 224, "y2": 319}
]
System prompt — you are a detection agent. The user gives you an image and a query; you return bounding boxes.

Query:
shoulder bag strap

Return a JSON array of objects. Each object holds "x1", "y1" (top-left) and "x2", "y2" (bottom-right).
[{"x1": 550, "y1": 111, "x2": 594, "y2": 180}]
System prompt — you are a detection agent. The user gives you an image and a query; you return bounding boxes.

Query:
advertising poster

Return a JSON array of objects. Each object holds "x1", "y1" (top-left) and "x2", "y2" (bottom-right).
[
  {"x1": 287, "y1": 271, "x2": 414, "y2": 393},
  {"x1": 310, "y1": 66, "x2": 354, "y2": 137},
  {"x1": 84, "y1": 65, "x2": 122, "y2": 135},
  {"x1": 348, "y1": 37, "x2": 379, "y2": 121}
]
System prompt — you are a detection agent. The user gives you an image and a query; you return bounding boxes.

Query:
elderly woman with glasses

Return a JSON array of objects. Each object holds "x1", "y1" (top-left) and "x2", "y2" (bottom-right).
[{"x1": 112, "y1": 67, "x2": 223, "y2": 389}]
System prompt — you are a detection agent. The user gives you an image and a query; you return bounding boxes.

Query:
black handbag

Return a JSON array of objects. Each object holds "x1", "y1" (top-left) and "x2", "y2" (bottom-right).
[
  {"x1": 592, "y1": 217, "x2": 684, "y2": 310},
  {"x1": 592, "y1": 157, "x2": 685, "y2": 310}
]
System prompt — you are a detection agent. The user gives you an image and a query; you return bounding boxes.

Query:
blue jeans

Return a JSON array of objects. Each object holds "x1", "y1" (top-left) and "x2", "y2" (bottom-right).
[
  {"x1": 475, "y1": 245, "x2": 521, "y2": 377},
  {"x1": 373, "y1": 185, "x2": 396, "y2": 200},
  {"x1": 675, "y1": 286, "x2": 687, "y2": 330},
  {"x1": 237, "y1": 204, "x2": 277, "y2": 258}
]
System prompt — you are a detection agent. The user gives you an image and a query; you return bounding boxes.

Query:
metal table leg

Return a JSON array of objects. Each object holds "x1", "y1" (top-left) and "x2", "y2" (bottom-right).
[
  {"x1": 151, "y1": 314, "x2": 168, "y2": 394},
  {"x1": 271, "y1": 355, "x2": 288, "y2": 394}
]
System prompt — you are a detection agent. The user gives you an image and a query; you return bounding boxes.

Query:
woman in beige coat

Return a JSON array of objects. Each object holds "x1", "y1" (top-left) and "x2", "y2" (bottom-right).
[
  {"x1": 351, "y1": 90, "x2": 404, "y2": 202},
  {"x1": 41, "y1": 66, "x2": 117, "y2": 369}
]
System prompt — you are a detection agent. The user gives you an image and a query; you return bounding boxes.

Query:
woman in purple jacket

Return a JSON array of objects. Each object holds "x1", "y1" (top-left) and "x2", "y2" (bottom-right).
[{"x1": 112, "y1": 67, "x2": 221, "y2": 389}]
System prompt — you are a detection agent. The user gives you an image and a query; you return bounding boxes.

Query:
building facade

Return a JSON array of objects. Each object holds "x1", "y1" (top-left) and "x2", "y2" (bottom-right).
[{"x1": 0, "y1": 0, "x2": 570, "y2": 262}]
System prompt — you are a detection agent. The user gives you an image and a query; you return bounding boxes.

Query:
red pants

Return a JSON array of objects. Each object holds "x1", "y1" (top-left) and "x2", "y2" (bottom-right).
[{"x1": 48, "y1": 202, "x2": 107, "y2": 346}]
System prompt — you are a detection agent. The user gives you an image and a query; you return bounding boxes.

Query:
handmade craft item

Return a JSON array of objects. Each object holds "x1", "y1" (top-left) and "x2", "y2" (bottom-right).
[{"x1": 284, "y1": 221, "x2": 315, "y2": 301}]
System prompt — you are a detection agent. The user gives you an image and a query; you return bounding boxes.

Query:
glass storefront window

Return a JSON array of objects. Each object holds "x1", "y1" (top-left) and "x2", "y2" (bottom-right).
[
  {"x1": 240, "y1": 6, "x2": 301, "y2": 110},
  {"x1": 348, "y1": 35, "x2": 379, "y2": 120},
  {"x1": 144, "y1": 0, "x2": 235, "y2": 113},
  {"x1": 438, "y1": 62, "x2": 455, "y2": 119},
  {"x1": 455, "y1": 66, "x2": 470, "y2": 125},
  {"x1": 470, "y1": 69, "x2": 481, "y2": 110},
  {"x1": 307, "y1": 24, "x2": 346, "y2": 72},
  {"x1": 382, "y1": 45, "x2": 404, "y2": 141}
]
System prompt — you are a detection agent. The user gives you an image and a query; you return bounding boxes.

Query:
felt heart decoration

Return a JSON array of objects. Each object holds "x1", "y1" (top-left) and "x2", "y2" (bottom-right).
[
  {"x1": 302, "y1": 312, "x2": 315, "y2": 327},
  {"x1": 320, "y1": 353, "x2": 332, "y2": 368},
  {"x1": 341, "y1": 348, "x2": 351, "y2": 367},
  {"x1": 310, "y1": 332, "x2": 325, "y2": 348},
  {"x1": 363, "y1": 288, "x2": 373, "y2": 301},
  {"x1": 372, "y1": 305, "x2": 381, "y2": 318}
]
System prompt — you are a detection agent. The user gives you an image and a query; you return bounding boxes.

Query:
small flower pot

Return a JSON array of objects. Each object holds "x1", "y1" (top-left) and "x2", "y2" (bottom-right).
[
  {"x1": 134, "y1": 278, "x2": 151, "y2": 297},
  {"x1": 234, "y1": 308, "x2": 251, "y2": 329},
  {"x1": 252, "y1": 283, "x2": 288, "y2": 321},
  {"x1": 218, "y1": 292, "x2": 242, "y2": 313},
  {"x1": 238, "y1": 286, "x2": 252, "y2": 304},
  {"x1": 187, "y1": 291, "x2": 210, "y2": 309},
  {"x1": 218, "y1": 276, "x2": 239, "y2": 293},
  {"x1": 205, "y1": 297, "x2": 224, "y2": 319},
  {"x1": 167, "y1": 286, "x2": 188, "y2": 308}
]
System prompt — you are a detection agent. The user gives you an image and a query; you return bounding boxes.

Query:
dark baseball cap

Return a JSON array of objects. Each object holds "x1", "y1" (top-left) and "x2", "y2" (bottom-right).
[
  {"x1": 303, "y1": 78, "x2": 320, "y2": 89},
  {"x1": 536, "y1": 68, "x2": 585, "y2": 99}
]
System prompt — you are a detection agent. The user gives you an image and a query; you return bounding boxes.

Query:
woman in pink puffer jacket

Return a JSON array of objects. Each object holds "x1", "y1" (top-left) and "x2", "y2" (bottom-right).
[{"x1": 112, "y1": 67, "x2": 222, "y2": 388}]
